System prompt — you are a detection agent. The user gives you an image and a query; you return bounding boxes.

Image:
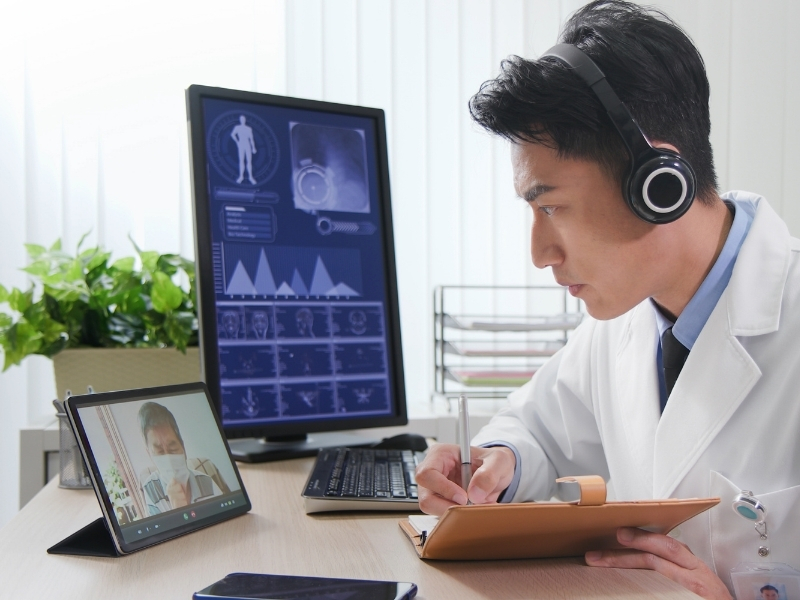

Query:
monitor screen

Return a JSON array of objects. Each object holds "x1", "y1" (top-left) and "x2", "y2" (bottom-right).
[{"x1": 186, "y1": 86, "x2": 406, "y2": 461}]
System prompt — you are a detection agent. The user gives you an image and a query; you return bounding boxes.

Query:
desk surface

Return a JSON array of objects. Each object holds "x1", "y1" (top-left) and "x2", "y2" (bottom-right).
[{"x1": 0, "y1": 458, "x2": 700, "y2": 599}]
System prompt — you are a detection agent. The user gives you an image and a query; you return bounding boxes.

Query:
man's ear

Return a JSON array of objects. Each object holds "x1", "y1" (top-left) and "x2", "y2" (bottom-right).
[{"x1": 651, "y1": 141, "x2": 681, "y2": 154}]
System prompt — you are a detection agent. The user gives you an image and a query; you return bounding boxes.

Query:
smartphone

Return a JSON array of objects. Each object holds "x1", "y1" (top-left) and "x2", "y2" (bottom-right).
[{"x1": 193, "y1": 572, "x2": 418, "y2": 600}]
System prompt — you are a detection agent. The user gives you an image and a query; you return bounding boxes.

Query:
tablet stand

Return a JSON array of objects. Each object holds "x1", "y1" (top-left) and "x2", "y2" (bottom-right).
[{"x1": 47, "y1": 517, "x2": 121, "y2": 558}]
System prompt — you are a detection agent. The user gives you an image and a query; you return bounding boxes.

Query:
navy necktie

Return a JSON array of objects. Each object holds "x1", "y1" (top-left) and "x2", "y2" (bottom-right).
[{"x1": 662, "y1": 326, "x2": 690, "y2": 399}]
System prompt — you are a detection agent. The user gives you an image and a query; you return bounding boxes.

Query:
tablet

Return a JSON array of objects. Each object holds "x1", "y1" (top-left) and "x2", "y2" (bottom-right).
[{"x1": 59, "y1": 382, "x2": 251, "y2": 556}]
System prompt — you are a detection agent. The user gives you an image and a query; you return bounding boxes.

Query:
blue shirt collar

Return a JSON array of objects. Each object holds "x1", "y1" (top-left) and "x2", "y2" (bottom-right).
[{"x1": 651, "y1": 195, "x2": 756, "y2": 348}]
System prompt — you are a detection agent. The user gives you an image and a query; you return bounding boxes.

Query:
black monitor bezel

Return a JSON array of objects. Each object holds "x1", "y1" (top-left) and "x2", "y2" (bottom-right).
[
  {"x1": 64, "y1": 382, "x2": 251, "y2": 555},
  {"x1": 185, "y1": 84, "x2": 408, "y2": 440}
]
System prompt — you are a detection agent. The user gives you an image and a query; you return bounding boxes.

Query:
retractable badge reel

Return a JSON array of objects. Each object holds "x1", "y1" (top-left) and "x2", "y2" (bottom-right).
[
  {"x1": 730, "y1": 492, "x2": 800, "y2": 599},
  {"x1": 732, "y1": 490, "x2": 769, "y2": 557}
]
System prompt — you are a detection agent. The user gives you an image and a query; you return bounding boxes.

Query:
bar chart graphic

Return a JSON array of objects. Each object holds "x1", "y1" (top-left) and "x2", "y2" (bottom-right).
[{"x1": 223, "y1": 244, "x2": 362, "y2": 298}]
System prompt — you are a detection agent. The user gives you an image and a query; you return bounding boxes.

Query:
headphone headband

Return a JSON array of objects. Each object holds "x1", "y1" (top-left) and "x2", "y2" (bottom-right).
[
  {"x1": 539, "y1": 43, "x2": 696, "y2": 224},
  {"x1": 542, "y1": 44, "x2": 652, "y2": 164}
]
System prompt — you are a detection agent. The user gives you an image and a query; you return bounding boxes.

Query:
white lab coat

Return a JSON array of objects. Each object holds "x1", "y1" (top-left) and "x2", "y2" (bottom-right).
[{"x1": 472, "y1": 193, "x2": 800, "y2": 592}]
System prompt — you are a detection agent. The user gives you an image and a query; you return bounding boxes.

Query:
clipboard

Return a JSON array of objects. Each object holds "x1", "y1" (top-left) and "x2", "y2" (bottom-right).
[{"x1": 399, "y1": 476, "x2": 719, "y2": 561}]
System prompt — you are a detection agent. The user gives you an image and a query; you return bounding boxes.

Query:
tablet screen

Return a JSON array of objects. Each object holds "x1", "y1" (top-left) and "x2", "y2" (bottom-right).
[{"x1": 68, "y1": 383, "x2": 250, "y2": 553}]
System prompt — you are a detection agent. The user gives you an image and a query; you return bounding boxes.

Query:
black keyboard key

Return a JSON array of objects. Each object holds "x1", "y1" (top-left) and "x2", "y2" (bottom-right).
[
  {"x1": 358, "y1": 461, "x2": 374, "y2": 496},
  {"x1": 375, "y1": 463, "x2": 389, "y2": 492}
]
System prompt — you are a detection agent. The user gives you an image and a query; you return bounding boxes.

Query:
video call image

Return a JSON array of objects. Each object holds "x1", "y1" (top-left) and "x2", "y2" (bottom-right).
[{"x1": 78, "y1": 394, "x2": 240, "y2": 528}]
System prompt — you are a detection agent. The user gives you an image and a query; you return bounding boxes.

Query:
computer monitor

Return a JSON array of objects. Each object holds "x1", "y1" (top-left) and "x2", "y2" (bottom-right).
[{"x1": 185, "y1": 85, "x2": 407, "y2": 462}]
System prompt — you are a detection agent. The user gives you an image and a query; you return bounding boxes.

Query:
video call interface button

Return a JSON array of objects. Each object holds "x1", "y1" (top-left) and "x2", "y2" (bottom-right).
[{"x1": 121, "y1": 493, "x2": 248, "y2": 543}]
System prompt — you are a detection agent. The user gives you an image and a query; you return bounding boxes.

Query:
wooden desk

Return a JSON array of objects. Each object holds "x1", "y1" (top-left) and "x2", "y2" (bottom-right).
[{"x1": 0, "y1": 458, "x2": 700, "y2": 599}]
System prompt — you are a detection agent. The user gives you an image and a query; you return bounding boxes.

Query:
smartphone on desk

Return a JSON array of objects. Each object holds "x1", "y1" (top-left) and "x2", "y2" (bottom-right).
[{"x1": 193, "y1": 572, "x2": 418, "y2": 600}]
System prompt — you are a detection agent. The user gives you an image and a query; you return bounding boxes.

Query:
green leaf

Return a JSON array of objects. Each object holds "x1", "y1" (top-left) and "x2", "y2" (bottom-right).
[
  {"x1": 40, "y1": 271, "x2": 65, "y2": 286},
  {"x1": 111, "y1": 257, "x2": 135, "y2": 272},
  {"x1": 139, "y1": 251, "x2": 159, "y2": 274},
  {"x1": 21, "y1": 260, "x2": 51, "y2": 278},
  {"x1": 8, "y1": 288, "x2": 33, "y2": 313},
  {"x1": 49, "y1": 239, "x2": 62, "y2": 252},
  {"x1": 64, "y1": 259, "x2": 84, "y2": 283},
  {"x1": 108, "y1": 313, "x2": 143, "y2": 345},
  {"x1": 162, "y1": 311, "x2": 196, "y2": 351},
  {"x1": 0, "y1": 321, "x2": 43, "y2": 370},
  {"x1": 150, "y1": 272, "x2": 183, "y2": 313},
  {"x1": 85, "y1": 251, "x2": 111, "y2": 273},
  {"x1": 24, "y1": 244, "x2": 47, "y2": 259},
  {"x1": 0, "y1": 285, "x2": 8, "y2": 304},
  {"x1": 76, "y1": 231, "x2": 92, "y2": 252}
]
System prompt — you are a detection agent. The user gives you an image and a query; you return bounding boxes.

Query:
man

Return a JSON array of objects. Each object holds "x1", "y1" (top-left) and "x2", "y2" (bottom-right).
[
  {"x1": 138, "y1": 402, "x2": 222, "y2": 515},
  {"x1": 760, "y1": 585, "x2": 780, "y2": 600},
  {"x1": 416, "y1": 2, "x2": 800, "y2": 599}
]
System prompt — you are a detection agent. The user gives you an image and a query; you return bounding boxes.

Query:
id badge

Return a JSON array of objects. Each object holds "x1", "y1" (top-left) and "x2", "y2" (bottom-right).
[{"x1": 731, "y1": 563, "x2": 800, "y2": 600}]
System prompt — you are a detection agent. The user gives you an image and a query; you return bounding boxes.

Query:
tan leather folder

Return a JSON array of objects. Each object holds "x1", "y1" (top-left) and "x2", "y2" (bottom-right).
[{"x1": 399, "y1": 476, "x2": 719, "y2": 560}]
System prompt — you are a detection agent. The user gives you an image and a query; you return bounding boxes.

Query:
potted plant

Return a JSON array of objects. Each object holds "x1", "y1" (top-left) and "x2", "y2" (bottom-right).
[{"x1": 0, "y1": 235, "x2": 201, "y2": 399}]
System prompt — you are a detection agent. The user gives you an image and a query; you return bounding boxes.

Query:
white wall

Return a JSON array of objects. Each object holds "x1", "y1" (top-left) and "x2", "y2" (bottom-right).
[{"x1": 2, "y1": 0, "x2": 799, "y2": 528}]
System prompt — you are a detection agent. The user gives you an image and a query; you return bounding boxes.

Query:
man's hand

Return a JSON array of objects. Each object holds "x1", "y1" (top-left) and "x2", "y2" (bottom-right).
[
  {"x1": 415, "y1": 443, "x2": 516, "y2": 516},
  {"x1": 166, "y1": 478, "x2": 190, "y2": 509},
  {"x1": 585, "y1": 527, "x2": 732, "y2": 600}
]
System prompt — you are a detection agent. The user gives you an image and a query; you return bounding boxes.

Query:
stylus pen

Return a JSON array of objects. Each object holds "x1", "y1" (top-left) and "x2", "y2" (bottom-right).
[{"x1": 458, "y1": 394, "x2": 472, "y2": 502}]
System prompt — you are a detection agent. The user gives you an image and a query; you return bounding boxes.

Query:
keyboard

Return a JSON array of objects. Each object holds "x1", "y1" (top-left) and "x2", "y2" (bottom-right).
[{"x1": 302, "y1": 447, "x2": 425, "y2": 513}]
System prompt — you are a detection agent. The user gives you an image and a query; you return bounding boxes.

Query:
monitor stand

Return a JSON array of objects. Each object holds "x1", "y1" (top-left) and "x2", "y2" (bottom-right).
[{"x1": 228, "y1": 432, "x2": 378, "y2": 463}]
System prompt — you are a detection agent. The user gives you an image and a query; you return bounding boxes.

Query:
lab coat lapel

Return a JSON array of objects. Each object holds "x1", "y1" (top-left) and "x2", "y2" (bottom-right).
[
  {"x1": 652, "y1": 196, "x2": 789, "y2": 499},
  {"x1": 614, "y1": 305, "x2": 661, "y2": 496},
  {"x1": 653, "y1": 304, "x2": 760, "y2": 499}
]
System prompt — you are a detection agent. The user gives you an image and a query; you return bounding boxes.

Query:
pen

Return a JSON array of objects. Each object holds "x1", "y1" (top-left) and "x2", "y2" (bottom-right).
[{"x1": 458, "y1": 394, "x2": 472, "y2": 502}]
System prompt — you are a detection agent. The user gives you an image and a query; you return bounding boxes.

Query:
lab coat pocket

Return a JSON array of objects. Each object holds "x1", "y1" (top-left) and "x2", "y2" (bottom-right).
[{"x1": 709, "y1": 471, "x2": 800, "y2": 594}]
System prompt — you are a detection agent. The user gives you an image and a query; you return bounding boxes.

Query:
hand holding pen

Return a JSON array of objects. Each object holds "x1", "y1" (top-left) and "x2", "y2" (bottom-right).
[{"x1": 415, "y1": 396, "x2": 517, "y2": 516}]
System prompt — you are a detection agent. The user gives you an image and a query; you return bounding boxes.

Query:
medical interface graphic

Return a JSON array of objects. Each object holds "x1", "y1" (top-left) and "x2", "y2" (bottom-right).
[{"x1": 202, "y1": 98, "x2": 393, "y2": 427}]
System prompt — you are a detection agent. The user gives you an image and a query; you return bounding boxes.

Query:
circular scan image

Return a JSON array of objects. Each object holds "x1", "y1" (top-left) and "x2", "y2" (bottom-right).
[{"x1": 295, "y1": 162, "x2": 332, "y2": 205}]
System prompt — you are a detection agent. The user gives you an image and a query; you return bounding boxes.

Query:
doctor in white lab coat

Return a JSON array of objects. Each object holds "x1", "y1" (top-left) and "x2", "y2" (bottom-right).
[
  {"x1": 415, "y1": 3, "x2": 800, "y2": 599},
  {"x1": 469, "y1": 190, "x2": 800, "y2": 594}
]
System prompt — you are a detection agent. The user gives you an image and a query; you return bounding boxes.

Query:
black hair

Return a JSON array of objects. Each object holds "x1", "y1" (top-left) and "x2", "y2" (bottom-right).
[
  {"x1": 761, "y1": 585, "x2": 779, "y2": 593},
  {"x1": 469, "y1": 0, "x2": 717, "y2": 203},
  {"x1": 138, "y1": 402, "x2": 184, "y2": 449}
]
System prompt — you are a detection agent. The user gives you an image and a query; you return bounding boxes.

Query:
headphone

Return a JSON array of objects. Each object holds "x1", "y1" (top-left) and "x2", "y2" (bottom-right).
[{"x1": 541, "y1": 44, "x2": 696, "y2": 224}]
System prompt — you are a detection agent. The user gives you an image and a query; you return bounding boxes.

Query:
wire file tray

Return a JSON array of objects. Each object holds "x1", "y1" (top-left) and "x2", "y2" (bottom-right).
[{"x1": 433, "y1": 285, "x2": 583, "y2": 405}]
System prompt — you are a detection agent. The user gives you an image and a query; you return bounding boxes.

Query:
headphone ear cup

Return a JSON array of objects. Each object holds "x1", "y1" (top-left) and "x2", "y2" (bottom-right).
[{"x1": 628, "y1": 153, "x2": 696, "y2": 224}]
